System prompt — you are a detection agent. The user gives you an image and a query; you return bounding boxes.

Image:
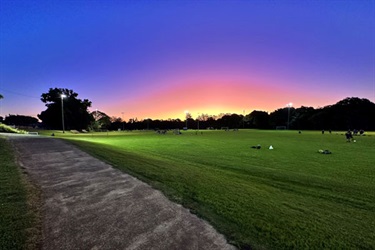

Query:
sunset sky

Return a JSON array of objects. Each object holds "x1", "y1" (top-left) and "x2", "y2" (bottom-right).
[{"x1": 1, "y1": 0, "x2": 374, "y2": 121}]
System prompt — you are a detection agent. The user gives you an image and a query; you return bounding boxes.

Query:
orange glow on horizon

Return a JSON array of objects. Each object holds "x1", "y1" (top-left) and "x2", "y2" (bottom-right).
[
  {"x1": 98, "y1": 75, "x2": 347, "y2": 121},
  {"x1": 103, "y1": 79, "x2": 297, "y2": 120}
]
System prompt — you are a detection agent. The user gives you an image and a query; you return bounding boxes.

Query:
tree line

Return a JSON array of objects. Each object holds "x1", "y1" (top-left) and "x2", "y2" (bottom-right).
[{"x1": 1, "y1": 88, "x2": 375, "y2": 131}]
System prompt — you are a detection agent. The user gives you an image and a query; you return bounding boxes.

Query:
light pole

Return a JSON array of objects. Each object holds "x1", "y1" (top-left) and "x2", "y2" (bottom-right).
[
  {"x1": 121, "y1": 112, "x2": 124, "y2": 130},
  {"x1": 287, "y1": 102, "x2": 293, "y2": 130},
  {"x1": 197, "y1": 113, "x2": 200, "y2": 130},
  {"x1": 184, "y1": 110, "x2": 189, "y2": 129},
  {"x1": 243, "y1": 109, "x2": 245, "y2": 128},
  {"x1": 145, "y1": 118, "x2": 150, "y2": 130},
  {"x1": 61, "y1": 94, "x2": 66, "y2": 133}
]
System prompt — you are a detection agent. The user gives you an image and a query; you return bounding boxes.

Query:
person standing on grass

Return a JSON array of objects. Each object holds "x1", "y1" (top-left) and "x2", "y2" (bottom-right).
[{"x1": 345, "y1": 130, "x2": 353, "y2": 142}]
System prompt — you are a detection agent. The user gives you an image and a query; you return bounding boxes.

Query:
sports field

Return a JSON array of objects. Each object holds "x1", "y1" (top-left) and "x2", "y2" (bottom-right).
[{"x1": 58, "y1": 129, "x2": 374, "y2": 249}]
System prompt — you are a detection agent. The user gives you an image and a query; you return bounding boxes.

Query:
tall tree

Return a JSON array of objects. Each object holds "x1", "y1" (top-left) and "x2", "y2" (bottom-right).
[
  {"x1": 311, "y1": 97, "x2": 375, "y2": 130},
  {"x1": 38, "y1": 88, "x2": 93, "y2": 130},
  {"x1": 90, "y1": 110, "x2": 111, "y2": 130},
  {"x1": 269, "y1": 107, "x2": 296, "y2": 129},
  {"x1": 217, "y1": 114, "x2": 243, "y2": 128},
  {"x1": 0, "y1": 94, "x2": 3, "y2": 122},
  {"x1": 4, "y1": 115, "x2": 38, "y2": 127},
  {"x1": 292, "y1": 106, "x2": 316, "y2": 130},
  {"x1": 247, "y1": 110, "x2": 270, "y2": 129}
]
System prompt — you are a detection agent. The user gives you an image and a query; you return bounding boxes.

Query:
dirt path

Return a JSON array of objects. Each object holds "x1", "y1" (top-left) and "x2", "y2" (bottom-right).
[{"x1": 7, "y1": 134, "x2": 236, "y2": 250}]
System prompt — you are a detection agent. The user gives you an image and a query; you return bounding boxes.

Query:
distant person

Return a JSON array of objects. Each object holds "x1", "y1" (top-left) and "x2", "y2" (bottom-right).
[
  {"x1": 345, "y1": 130, "x2": 353, "y2": 142},
  {"x1": 322, "y1": 130, "x2": 324, "y2": 134},
  {"x1": 360, "y1": 129, "x2": 364, "y2": 136},
  {"x1": 329, "y1": 129, "x2": 332, "y2": 134}
]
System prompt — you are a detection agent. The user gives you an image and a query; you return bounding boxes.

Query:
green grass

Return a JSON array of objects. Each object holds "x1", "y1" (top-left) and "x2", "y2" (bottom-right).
[
  {"x1": 0, "y1": 137, "x2": 40, "y2": 250},
  {"x1": 0, "y1": 123, "x2": 26, "y2": 134},
  {"x1": 57, "y1": 130, "x2": 374, "y2": 249}
]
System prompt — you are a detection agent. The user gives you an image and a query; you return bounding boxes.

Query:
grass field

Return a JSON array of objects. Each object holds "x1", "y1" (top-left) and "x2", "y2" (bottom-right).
[
  {"x1": 0, "y1": 137, "x2": 39, "y2": 250},
  {"x1": 52, "y1": 130, "x2": 374, "y2": 249}
]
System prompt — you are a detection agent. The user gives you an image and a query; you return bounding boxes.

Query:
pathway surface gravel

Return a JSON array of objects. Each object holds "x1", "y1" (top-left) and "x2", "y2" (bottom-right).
[{"x1": 5, "y1": 134, "x2": 235, "y2": 250}]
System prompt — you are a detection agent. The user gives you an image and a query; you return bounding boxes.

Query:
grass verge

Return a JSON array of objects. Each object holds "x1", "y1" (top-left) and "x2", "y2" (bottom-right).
[
  {"x1": 0, "y1": 137, "x2": 41, "y2": 250},
  {"x1": 0, "y1": 123, "x2": 27, "y2": 134}
]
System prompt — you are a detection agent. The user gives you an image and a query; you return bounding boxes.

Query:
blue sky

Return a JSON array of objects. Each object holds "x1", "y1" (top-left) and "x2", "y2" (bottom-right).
[{"x1": 1, "y1": 0, "x2": 374, "y2": 120}]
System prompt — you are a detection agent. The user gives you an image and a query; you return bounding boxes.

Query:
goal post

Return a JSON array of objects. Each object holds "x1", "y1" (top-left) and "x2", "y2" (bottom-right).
[{"x1": 276, "y1": 126, "x2": 286, "y2": 130}]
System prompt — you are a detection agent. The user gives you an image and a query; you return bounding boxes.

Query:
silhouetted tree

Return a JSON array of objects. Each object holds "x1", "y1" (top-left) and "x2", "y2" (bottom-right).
[
  {"x1": 109, "y1": 116, "x2": 125, "y2": 130},
  {"x1": 4, "y1": 115, "x2": 38, "y2": 127},
  {"x1": 0, "y1": 94, "x2": 3, "y2": 122},
  {"x1": 90, "y1": 110, "x2": 111, "y2": 130},
  {"x1": 186, "y1": 117, "x2": 195, "y2": 129},
  {"x1": 247, "y1": 110, "x2": 270, "y2": 129},
  {"x1": 105, "y1": 97, "x2": 374, "y2": 131},
  {"x1": 311, "y1": 97, "x2": 375, "y2": 130},
  {"x1": 217, "y1": 114, "x2": 243, "y2": 128},
  {"x1": 142, "y1": 118, "x2": 151, "y2": 130},
  {"x1": 292, "y1": 106, "x2": 316, "y2": 130},
  {"x1": 269, "y1": 107, "x2": 296, "y2": 129},
  {"x1": 38, "y1": 88, "x2": 93, "y2": 130},
  {"x1": 0, "y1": 94, "x2": 4, "y2": 122}
]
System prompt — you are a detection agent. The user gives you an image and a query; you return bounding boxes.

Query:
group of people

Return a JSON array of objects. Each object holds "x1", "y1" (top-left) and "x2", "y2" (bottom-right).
[
  {"x1": 345, "y1": 129, "x2": 365, "y2": 142},
  {"x1": 321, "y1": 129, "x2": 331, "y2": 134},
  {"x1": 352, "y1": 129, "x2": 365, "y2": 136}
]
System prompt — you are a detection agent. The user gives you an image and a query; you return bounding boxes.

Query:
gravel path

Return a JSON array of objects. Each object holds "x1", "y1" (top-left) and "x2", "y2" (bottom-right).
[{"x1": 7, "y1": 134, "x2": 236, "y2": 250}]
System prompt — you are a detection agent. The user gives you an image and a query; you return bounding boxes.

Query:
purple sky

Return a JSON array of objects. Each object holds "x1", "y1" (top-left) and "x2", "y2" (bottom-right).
[{"x1": 1, "y1": 0, "x2": 374, "y2": 121}]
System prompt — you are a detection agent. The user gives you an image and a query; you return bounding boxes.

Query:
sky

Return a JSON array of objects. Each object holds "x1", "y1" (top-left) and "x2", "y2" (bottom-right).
[{"x1": 1, "y1": 0, "x2": 374, "y2": 121}]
